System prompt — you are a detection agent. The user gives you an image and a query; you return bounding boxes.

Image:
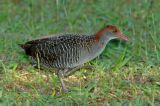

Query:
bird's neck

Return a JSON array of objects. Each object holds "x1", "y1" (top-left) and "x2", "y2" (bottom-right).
[
  {"x1": 81, "y1": 33, "x2": 117, "y2": 62},
  {"x1": 88, "y1": 32, "x2": 116, "y2": 57},
  {"x1": 95, "y1": 31, "x2": 117, "y2": 47}
]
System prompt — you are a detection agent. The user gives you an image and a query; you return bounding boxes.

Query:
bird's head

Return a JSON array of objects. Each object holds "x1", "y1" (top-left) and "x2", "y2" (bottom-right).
[{"x1": 95, "y1": 25, "x2": 129, "y2": 42}]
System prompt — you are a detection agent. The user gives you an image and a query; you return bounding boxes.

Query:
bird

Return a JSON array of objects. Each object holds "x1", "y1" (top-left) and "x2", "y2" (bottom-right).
[{"x1": 19, "y1": 25, "x2": 128, "y2": 92}]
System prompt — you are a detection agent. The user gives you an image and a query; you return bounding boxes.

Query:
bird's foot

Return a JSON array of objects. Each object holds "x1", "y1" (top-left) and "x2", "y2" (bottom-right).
[{"x1": 62, "y1": 87, "x2": 69, "y2": 93}]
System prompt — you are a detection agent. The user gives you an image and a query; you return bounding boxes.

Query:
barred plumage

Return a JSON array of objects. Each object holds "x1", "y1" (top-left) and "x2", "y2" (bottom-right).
[{"x1": 19, "y1": 25, "x2": 128, "y2": 92}]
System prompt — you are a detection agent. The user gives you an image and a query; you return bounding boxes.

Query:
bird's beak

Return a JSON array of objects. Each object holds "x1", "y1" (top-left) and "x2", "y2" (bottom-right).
[{"x1": 117, "y1": 32, "x2": 129, "y2": 41}]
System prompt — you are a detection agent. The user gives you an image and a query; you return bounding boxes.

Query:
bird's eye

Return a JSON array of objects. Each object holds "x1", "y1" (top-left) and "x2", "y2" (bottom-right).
[{"x1": 113, "y1": 29, "x2": 118, "y2": 33}]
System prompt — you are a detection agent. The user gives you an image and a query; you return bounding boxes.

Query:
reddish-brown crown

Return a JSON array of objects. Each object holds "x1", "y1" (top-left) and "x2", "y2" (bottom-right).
[{"x1": 95, "y1": 25, "x2": 128, "y2": 41}]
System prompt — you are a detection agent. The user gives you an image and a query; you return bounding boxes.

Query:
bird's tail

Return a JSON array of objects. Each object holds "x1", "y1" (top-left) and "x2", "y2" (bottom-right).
[
  {"x1": 18, "y1": 44, "x2": 25, "y2": 49},
  {"x1": 18, "y1": 43, "x2": 32, "y2": 55}
]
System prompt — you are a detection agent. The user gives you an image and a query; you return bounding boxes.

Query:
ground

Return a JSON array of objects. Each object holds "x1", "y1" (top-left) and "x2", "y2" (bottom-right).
[{"x1": 0, "y1": 0, "x2": 160, "y2": 105}]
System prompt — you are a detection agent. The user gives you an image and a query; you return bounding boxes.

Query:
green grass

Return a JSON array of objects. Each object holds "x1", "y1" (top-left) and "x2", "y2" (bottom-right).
[{"x1": 0, "y1": 0, "x2": 160, "y2": 105}]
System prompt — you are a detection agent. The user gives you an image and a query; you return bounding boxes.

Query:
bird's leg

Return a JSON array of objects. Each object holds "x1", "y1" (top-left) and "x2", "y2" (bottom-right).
[
  {"x1": 63, "y1": 66, "x2": 82, "y2": 77},
  {"x1": 58, "y1": 70, "x2": 68, "y2": 93},
  {"x1": 83, "y1": 64, "x2": 95, "y2": 70},
  {"x1": 64, "y1": 65, "x2": 95, "y2": 77}
]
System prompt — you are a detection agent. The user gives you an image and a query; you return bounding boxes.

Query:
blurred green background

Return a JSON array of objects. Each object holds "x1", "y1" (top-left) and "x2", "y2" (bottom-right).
[{"x1": 0, "y1": 0, "x2": 160, "y2": 105}]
